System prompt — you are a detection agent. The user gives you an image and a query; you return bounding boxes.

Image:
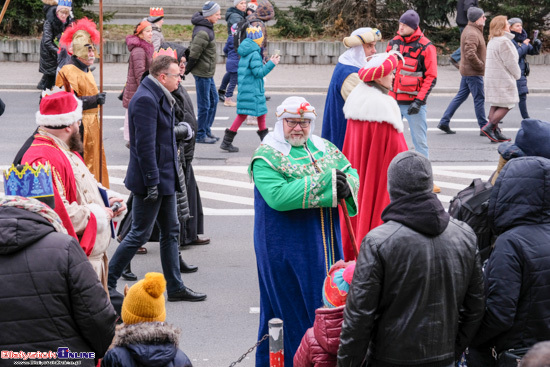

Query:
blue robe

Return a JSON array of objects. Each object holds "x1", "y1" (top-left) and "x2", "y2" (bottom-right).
[
  {"x1": 249, "y1": 140, "x2": 359, "y2": 367},
  {"x1": 321, "y1": 63, "x2": 360, "y2": 150}
]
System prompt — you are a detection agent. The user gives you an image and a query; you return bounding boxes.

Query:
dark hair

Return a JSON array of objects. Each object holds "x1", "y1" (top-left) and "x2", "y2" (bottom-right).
[{"x1": 150, "y1": 55, "x2": 178, "y2": 77}]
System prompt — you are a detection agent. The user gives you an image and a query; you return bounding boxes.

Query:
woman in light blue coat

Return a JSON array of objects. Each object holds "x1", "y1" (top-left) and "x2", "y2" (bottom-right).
[{"x1": 220, "y1": 26, "x2": 280, "y2": 152}]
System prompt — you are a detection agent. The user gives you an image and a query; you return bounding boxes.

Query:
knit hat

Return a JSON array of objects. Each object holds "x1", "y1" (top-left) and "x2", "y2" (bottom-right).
[
  {"x1": 256, "y1": 0, "x2": 274, "y2": 21},
  {"x1": 36, "y1": 87, "x2": 82, "y2": 127},
  {"x1": 387, "y1": 151, "x2": 433, "y2": 201},
  {"x1": 399, "y1": 9, "x2": 420, "y2": 30},
  {"x1": 202, "y1": 1, "x2": 220, "y2": 17},
  {"x1": 56, "y1": 0, "x2": 71, "y2": 12},
  {"x1": 508, "y1": 17, "x2": 522, "y2": 26},
  {"x1": 343, "y1": 28, "x2": 382, "y2": 48},
  {"x1": 134, "y1": 20, "x2": 152, "y2": 36},
  {"x1": 498, "y1": 119, "x2": 550, "y2": 160},
  {"x1": 358, "y1": 51, "x2": 401, "y2": 82},
  {"x1": 59, "y1": 17, "x2": 99, "y2": 60},
  {"x1": 147, "y1": 7, "x2": 164, "y2": 23},
  {"x1": 246, "y1": 26, "x2": 264, "y2": 47},
  {"x1": 234, "y1": 0, "x2": 245, "y2": 6},
  {"x1": 122, "y1": 272, "x2": 167, "y2": 325},
  {"x1": 322, "y1": 260, "x2": 356, "y2": 308},
  {"x1": 467, "y1": 7, "x2": 485, "y2": 23}
]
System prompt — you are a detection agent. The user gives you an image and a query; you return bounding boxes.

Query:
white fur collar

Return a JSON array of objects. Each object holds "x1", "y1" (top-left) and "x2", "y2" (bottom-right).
[{"x1": 343, "y1": 83, "x2": 404, "y2": 133}]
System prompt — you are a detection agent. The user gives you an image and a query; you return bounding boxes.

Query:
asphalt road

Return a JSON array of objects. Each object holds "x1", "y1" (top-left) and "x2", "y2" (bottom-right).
[{"x1": 0, "y1": 90, "x2": 548, "y2": 366}]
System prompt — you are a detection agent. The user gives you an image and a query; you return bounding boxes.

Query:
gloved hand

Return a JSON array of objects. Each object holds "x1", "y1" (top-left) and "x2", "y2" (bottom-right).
[
  {"x1": 336, "y1": 169, "x2": 351, "y2": 200},
  {"x1": 407, "y1": 99, "x2": 424, "y2": 115},
  {"x1": 175, "y1": 122, "x2": 193, "y2": 141},
  {"x1": 97, "y1": 92, "x2": 107, "y2": 105},
  {"x1": 184, "y1": 57, "x2": 197, "y2": 75},
  {"x1": 144, "y1": 185, "x2": 158, "y2": 203},
  {"x1": 533, "y1": 38, "x2": 542, "y2": 54}
]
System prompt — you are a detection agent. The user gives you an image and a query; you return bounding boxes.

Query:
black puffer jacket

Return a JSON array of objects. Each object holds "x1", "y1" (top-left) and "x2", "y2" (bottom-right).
[
  {"x1": 39, "y1": 6, "x2": 72, "y2": 75},
  {"x1": 472, "y1": 156, "x2": 550, "y2": 352},
  {"x1": 338, "y1": 192, "x2": 485, "y2": 367},
  {"x1": 0, "y1": 206, "x2": 117, "y2": 366}
]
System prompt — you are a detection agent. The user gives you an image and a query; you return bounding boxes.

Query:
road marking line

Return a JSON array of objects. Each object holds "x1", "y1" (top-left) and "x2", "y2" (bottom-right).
[
  {"x1": 249, "y1": 307, "x2": 260, "y2": 314},
  {"x1": 200, "y1": 190, "x2": 254, "y2": 205},
  {"x1": 203, "y1": 208, "x2": 255, "y2": 215},
  {"x1": 433, "y1": 170, "x2": 491, "y2": 180},
  {"x1": 195, "y1": 175, "x2": 254, "y2": 189},
  {"x1": 427, "y1": 127, "x2": 519, "y2": 132},
  {"x1": 433, "y1": 180, "x2": 470, "y2": 190}
]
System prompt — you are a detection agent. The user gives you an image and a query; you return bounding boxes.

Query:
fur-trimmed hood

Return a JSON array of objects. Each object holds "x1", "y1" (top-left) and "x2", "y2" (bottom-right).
[
  {"x1": 343, "y1": 82, "x2": 404, "y2": 133},
  {"x1": 113, "y1": 322, "x2": 180, "y2": 347}
]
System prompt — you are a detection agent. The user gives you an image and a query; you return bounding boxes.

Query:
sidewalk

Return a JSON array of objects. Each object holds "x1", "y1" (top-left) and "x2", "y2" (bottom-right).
[{"x1": 1, "y1": 61, "x2": 550, "y2": 93}]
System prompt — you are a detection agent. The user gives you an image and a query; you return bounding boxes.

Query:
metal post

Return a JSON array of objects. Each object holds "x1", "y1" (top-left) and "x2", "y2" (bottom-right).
[
  {"x1": 269, "y1": 318, "x2": 284, "y2": 367},
  {"x1": 98, "y1": 0, "x2": 104, "y2": 183}
]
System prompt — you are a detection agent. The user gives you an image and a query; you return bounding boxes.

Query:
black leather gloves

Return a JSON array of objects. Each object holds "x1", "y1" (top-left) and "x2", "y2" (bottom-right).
[
  {"x1": 174, "y1": 122, "x2": 193, "y2": 141},
  {"x1": 144, "y1": 185, "x2": 159, "y2": 203},
  {"x1": 184, "y1": 57, "x2": 197, "y2": 75},
  {"x1": 407, "y1": 99, "x2": 424, "y2": 115},
  {"x1": 336, "y1": 169, "x2": 351, "y2": 200},
  {"x1": 97, "y1": 92, "x2": 107, "y2": 105}
]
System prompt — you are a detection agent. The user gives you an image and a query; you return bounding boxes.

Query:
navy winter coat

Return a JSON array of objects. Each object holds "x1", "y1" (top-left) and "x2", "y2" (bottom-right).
[
  {"x1": 0, "y1": 205, "x2": 117, "y2": 366},
  {"x1": 224, "y1": 35, "x2": 239, "y2": 73},
  {"x1": 511, "y1": 29, "x2": 541, "y2": 95},
  {"x1": 472, "y1": 156, "x2": 550, "y2": 353},
  {"x1": 126, "y1": 76, "x2": 181, "y2": 196},
  {"x1": 101, "y1": 322, "x2": 192, "y2": 367}
]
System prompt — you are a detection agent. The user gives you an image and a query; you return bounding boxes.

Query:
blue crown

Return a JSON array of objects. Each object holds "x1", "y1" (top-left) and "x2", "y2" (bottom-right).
[
  {"x1": 57, "y1": 0, "x2": 72, "y2": 8},
  {"x1": 3, "y1": 163, "x2": 55, "y2": 207}
]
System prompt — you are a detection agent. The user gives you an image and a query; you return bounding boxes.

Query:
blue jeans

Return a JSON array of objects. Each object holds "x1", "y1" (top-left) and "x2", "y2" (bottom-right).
[
  {"x1": 194, "y1": 75, "x2": 218, "y2": 140},
  {"x1": 439, "y1": 76, "x2": 487, "y2": 129},
  {"x1": 451, "y1": 26, "x2": 465, "y2": 62},
  {"x1": 399, "y1": 104, "x2": 429, "y2": 159},
  {"x1": 220, "y1": 71, "x2": 238, "y2": 98},
  {"x1": 107, "y1": 193, "x2": 184, "y2": 294}
]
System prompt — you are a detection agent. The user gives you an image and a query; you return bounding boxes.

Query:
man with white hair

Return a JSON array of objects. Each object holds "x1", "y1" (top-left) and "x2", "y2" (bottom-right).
[
  {"x1": 322, "y1": 27, "x2": 382, "y2": 150},
  {"x1": 248, "y1": 96, "x2": 359, "y2": 367}
]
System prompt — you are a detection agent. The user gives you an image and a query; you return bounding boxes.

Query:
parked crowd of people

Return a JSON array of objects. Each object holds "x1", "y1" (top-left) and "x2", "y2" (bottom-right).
[{"x1": 1, "y1": 0, "x2": 550, "y2": 366}]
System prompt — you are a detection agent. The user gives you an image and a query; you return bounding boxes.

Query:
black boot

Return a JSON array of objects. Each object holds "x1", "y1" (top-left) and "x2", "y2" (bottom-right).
[
  {"x1": 494, "y1": 127, "x2": 511, "y2": 142},
  {"x1": 121, "y1": 263, "x2": 137, "y2": 281},
  {"x1": 179, "y1": 253, "x2": 198, "y2": 273},
  {"x1": 220, "y1": 128, "x2": 239, "y2": 152},
  {"x1": 257, "y1": 128, "x2": 269, "y2": 141},
  {"x1": 218, "y1": 89, "x2": 226, "y2": 102},
  {"x1": 36, "y1": 74, "x2": 47, "y2": 90},
  {"x1": 481, "y1": 123, "x2": 498, "y2": 143}
]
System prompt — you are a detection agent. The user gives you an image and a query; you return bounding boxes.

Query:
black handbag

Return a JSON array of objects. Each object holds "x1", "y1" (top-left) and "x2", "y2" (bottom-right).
[
  {"x1": 524, "y1": 61, "x2": 530, "y2": 77},
  {"x1": 497, "y1": 347, "x2": 531, "y2": 367}
]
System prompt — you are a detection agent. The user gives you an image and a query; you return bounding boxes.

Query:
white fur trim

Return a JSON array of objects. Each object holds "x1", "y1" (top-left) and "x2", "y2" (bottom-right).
[
  {"x1": 36, "y1": 97, "x2": 83, "y2": 127},
  {"x1": 87, "y1": 203, "x2": 109, "y2": 233},
  {"x1": 343, "y1": 83, "x2": 404, "y2": 133}
]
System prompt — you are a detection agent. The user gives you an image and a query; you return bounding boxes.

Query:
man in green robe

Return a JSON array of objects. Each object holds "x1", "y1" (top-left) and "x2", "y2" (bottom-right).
[{"x1": 248, "y1": 96, "x2": 359, "y2": 367}]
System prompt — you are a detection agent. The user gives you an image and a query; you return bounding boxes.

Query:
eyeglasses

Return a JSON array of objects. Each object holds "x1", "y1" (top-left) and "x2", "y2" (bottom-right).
[
  {"x1": 164, "y1": 73, "x2": 181, "y2": 79},
  {"x1": 284, "y1": 119, "x2": 311, "y2": 129}
]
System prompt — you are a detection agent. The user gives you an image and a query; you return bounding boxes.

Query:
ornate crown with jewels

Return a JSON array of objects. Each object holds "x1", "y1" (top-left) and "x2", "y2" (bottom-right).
[{"x1": 3, "y1": 162, "x2": 55, "y2": 208}]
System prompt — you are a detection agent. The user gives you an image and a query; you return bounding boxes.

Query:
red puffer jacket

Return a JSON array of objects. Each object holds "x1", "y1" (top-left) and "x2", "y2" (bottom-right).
[{"x1": 293, "y1": 306, "x2": 344, "y2": 367}]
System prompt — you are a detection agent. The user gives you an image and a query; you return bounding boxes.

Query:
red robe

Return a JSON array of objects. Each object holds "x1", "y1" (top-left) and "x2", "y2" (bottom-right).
[
  {"x1": 22, "y1": 133, "x2": 97, "y2": 255},
  {"x1": 340, "y1": 83, "x2": 409, "y2": 261}
]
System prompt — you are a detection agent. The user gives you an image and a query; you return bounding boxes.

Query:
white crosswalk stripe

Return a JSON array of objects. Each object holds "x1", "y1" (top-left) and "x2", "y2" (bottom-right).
[{"x1": 0, "y1": 164, "x2": 497, "y2": 214}]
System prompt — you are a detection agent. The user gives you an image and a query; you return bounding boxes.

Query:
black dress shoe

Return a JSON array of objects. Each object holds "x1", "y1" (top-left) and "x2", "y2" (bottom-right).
[
  {"x1": 179, "y1": 255, "x2": 198, "y2": 273},
  {"x1": 168, "y1": 286, "x2": 207, "y2": 302},
  {"x1": 188, "y1": 236, "x2": 210, "y2": 245},
  {"x1": 437, "y1": 124, "x2": 456, "y2": 134},
  {"x1": 121, "y1": 263, "x2": 137, "y2": 281}
]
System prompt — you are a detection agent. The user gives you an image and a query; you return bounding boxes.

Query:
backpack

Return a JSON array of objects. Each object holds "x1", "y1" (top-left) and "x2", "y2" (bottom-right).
[
  {"x1": 233, "y1": 18, "x2": 264, "y2": 52},
  {"x1": 448, "y1": 178, "x2": 495, "y2": 262}
]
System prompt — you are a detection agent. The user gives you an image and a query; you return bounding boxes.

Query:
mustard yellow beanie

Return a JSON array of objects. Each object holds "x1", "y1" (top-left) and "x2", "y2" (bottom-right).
[{"x1": 122, "y1": 272, "x2": 167, "y2": 325}]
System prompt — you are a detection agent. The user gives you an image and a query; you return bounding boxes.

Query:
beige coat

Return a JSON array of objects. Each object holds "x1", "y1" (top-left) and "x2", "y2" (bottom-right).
[{"x1": 484, "y1": 32, "x2": 521, "y2": 105}]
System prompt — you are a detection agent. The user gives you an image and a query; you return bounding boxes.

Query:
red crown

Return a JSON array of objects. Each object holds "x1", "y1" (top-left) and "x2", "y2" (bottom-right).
[
  {"x1": 153, "y1": 47, "x2": 177, "y2": 59},
  {"x1": 150, "y1": 7, "x2": 164, "y2": 17}
]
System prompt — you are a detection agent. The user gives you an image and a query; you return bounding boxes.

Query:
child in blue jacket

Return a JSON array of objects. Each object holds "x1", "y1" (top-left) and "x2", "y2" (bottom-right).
[{"x1": 218, "y1": 24, "x2": 240, "y2": 107}]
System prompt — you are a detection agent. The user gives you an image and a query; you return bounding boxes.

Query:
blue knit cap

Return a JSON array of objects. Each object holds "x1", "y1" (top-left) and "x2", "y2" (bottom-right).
[{"x1": 202, "y1": 1, "x2": 220, "y2": 17}]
